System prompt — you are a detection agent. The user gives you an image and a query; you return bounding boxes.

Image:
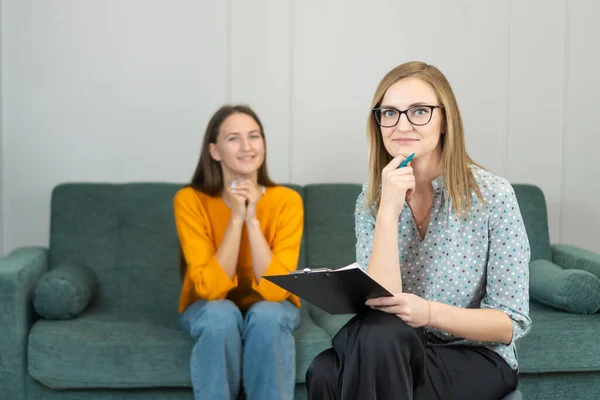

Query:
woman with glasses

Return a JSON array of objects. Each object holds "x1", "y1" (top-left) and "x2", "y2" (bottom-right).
[
  {"x1": 175, "y1": 105, "x2": 304, "y2": 400},
  {"x1": 306, "y1": 62, "x2": 532, "y2": 400}
]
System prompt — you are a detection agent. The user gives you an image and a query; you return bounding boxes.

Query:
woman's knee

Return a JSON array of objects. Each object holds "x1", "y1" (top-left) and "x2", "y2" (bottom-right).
[
  {"x1": 306, "y1": 348, "x2": 337, "y2": 387},
  {"x1": 187, "y1": 299, "x2": 243, "y2": 340},
  {"x1": 338, "y1": 309, "x2": 422, "y2": 351},
  {"x1": 244, "y1": 301, "x2": 300, "y2": 332}
]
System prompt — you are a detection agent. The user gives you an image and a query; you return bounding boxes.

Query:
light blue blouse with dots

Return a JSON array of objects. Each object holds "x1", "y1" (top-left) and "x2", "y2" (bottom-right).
[{"x1": 354, "y1": 167, "x2": 532, "y2": 371}]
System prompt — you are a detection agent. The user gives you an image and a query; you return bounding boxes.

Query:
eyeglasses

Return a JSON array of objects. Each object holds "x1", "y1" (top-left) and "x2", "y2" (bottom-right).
[{"x1": 372, "y1": 105, "x2": 444, "y2": 127}]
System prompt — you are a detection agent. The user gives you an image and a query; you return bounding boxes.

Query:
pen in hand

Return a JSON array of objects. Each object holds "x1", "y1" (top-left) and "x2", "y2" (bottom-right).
[{"x1": 398, "y1": 153, "x2": 415, "y2": 168}]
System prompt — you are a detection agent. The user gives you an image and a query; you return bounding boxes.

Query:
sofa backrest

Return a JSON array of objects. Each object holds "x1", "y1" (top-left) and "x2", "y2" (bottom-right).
[
  {"x1": 302, "y1": 184, "x2": 362, "y2": 269},
  {"x1": 48, "y1": 181, "x2": 551, "y2": 319},
  {"x1": 512, "y1": 184, "x2": 552, "y2": 261},
  {"x1": 49, "y1": 183, "x2": 183, "y2": 322}
]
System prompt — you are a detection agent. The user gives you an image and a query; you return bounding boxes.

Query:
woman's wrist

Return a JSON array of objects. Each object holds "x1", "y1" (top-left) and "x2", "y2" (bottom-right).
[
  {"x1": 377, "y1": 203, "x2": 402, "y2": 220},
  {"x1": 245, "y1": 217, "x2": 260, "y2": 228},
  {"x1": 375, "y1": 208, "x2": 400, "y2": 228},
  {"x1": 426, "y1": 300, "x2": 432, "y2": 327},
  {"x1": 229, "y1": 216, "x2": 246, "y2": 226},
  {"x1": 428, "y1": 301, "x2": 439, "y2": 328}
]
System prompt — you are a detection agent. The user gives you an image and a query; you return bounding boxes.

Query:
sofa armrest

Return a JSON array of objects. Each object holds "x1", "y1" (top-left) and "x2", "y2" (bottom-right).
[
  {"x1": 552, "y1": 244, "x2": 600, "y2": 278},
  {"x1": 0, "y1": 247, "x2": 49, "y2": 399}
]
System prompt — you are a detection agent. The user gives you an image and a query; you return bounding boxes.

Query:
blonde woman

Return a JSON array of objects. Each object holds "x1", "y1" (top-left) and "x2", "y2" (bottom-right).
[{"x1": 306, "y1": 62, "x2": 531, "y2": 400}]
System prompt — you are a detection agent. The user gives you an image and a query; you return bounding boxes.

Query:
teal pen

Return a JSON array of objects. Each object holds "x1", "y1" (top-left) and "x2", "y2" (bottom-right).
[{"x1": 398, "y1": 153, "x2": 415, "y2": 168}]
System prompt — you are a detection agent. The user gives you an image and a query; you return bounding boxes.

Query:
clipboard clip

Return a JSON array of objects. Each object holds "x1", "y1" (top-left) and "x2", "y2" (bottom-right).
[{"x1": 290, "y1": 267, "x2": 333, "y2": 274}]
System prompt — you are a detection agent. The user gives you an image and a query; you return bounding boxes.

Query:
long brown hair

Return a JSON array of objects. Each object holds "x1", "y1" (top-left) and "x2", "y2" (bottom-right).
[
  {"x1": 365, "y1": 61, "x2": 484, "y2": 216},
  {"x1": 180, "y1": 104, "x2": 276, "y2": 278},
  {"x1": 190, "y1": 104, "x2": 276, "y2": 196}
]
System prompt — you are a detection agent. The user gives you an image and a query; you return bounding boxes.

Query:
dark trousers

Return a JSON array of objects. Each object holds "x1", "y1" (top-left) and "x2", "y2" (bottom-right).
[{"x1": 306, "y1": 310, "x2": 518, "y2": 400}]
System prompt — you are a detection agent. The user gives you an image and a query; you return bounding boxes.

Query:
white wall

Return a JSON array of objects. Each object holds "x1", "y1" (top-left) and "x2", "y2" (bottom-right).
[
  {"x1": 1, "y1": 0, "x2": 599, "y2": 254},
  {"x1": 560, "y1": 0, "x2": 600, "y2": 250}
]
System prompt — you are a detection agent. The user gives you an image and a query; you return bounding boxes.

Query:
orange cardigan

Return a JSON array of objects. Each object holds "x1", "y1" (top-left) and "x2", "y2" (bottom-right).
[{"x1": 174, "y1": 185, "x2": 303, "y2": 313}]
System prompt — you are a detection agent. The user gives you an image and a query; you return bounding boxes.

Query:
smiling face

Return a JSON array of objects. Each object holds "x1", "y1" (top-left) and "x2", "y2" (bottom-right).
[
  {"x1": 209, "y1": 112, "x2": 265, "y2": 182},
  {"x1": 378, "y1": 77, "x2": 444, "y2": 161}
]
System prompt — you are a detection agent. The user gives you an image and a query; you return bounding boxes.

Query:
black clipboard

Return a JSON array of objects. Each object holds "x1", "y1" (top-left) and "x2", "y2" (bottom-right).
[{"x1": 263, "y1": 263, "x2": 393, "y2": 314}]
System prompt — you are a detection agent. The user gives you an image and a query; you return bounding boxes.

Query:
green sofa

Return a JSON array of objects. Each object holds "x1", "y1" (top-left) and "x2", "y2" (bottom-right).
[{"x1": 1, "y1": 182, "x2": 599, "y2": 400}]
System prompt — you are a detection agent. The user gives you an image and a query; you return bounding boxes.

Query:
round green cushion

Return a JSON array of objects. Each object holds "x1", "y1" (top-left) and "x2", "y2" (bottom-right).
[
  {"x1": 529, "y1": 259, "x2": 600, "y2": 314},
  {"x1": 33, "y1": 262, "x2": 99, "y2": 320}
]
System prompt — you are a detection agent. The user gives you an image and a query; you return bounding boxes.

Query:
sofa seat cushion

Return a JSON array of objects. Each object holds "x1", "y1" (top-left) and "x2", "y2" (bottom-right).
[
  {"x1": 517, "y1": 301, "x2": 600, "y2": 373},
  {"x1": 308, "y1": 305, "x2": 354, "y2": 337},
  {"x1": 28, "y1": 305, "x2": 332, "y2": 389},
  {"x1": 293, "y1": 305, "x2": 333, "y2": 383},
  {"x1": 28, "y1": 312, "x2": 193, "y2": 389}
]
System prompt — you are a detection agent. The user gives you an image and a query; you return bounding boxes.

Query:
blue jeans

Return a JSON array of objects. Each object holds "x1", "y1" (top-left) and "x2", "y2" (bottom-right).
[{"x1": 179, "y1": 299, "x2": 301, "y2": 400}]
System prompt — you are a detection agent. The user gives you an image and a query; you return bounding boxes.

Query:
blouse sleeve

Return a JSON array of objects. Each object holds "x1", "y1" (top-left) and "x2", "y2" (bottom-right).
[
  {"x1": 355, "y1": 185, "x2": 376, "y2": 272},
  {"x1": 480, "y1": 179, "x2": 533, "y2": 344}
]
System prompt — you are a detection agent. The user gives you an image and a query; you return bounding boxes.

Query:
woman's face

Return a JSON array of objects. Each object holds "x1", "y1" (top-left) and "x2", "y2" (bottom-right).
[
  {"x1": 209, "y1": 112, "x2": 265, "y2": 179},
  {"x1": 377, "y1": 77, "x2": 444, "y2": 161}
]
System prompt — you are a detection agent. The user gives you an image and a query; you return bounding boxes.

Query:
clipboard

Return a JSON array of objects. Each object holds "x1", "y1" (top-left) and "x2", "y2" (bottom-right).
[{"x1": 263, "y1": 263, "x2": 393, "y2": 314}]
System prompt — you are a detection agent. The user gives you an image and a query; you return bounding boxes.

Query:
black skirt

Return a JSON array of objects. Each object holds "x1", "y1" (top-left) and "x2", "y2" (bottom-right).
[{"x1": 306, "y1": 309, "x2": 518, "y2": 400}]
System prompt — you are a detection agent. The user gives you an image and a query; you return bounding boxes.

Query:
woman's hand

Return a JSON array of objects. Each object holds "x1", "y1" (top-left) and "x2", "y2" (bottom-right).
[
  {"x1": 224, "y1": 183, "x2": 248, "y2": 222},
  {"x1": 366, "y1": 293, "x2": 431, "y2": 328},
  {"x1": 379, "y1": 155, "x2": 415, "y2": 218},
  {"x1": 231, "y1": 179, "x2": 261, "y2": 223}
]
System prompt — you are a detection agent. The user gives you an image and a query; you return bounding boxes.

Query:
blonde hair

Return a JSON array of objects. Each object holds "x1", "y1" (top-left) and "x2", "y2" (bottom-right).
[{"x1": 366, "y1": 61, "x2": 484, "y2": 216}]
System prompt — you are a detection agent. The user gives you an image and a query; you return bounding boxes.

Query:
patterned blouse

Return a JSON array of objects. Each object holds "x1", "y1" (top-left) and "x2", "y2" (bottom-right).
[{"x1": 354, "y1": 167, "x2": 532, "y2": 371}]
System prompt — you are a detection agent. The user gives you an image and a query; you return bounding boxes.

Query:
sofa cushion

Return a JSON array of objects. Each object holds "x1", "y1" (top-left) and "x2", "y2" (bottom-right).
[
  {"x1": 28, "y1": 310, "x2": 192, "y2": 389},
  {"x1": 33, "y1": 261, "x2": 99, "y2": 320},
  {"x1": 552, "y1": 243, "x2": 600, "y2": 280},
  {"x1": 48, "y1": 184, "x2": 183, "y2": 321},
  {"x1": 28, "y1": 305, "x2": 331, "y2": 388},
  {"x1": 303, "y1": 184, "x2": 362, "y2": 269},
  {"x1": 529, "y1": 259, "x2": 600, "y2": 314},
  {"x1": 517, "y1": 301, "x2": 600, "y2": 373},
  {"x1": 293, "y1": 304, "x2": 333, "y2": 383},
  {"x1": 282, "y1": 184, "x2": 307, "y2": 270},
  {"x1": 308, "y1": 305, "x2": 354, "y2": 337}
]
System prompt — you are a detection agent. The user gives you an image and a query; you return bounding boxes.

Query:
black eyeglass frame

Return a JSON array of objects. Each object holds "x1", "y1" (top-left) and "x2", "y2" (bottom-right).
[{"x1": 372, "y1": 105, "x2": 444, "y2": 127}]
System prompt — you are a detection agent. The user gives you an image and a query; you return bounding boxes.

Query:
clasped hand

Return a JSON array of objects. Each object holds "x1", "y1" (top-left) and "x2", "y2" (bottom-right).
[{"x1": 224, "y1": 179, "x2": 260, "y2": 223}]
